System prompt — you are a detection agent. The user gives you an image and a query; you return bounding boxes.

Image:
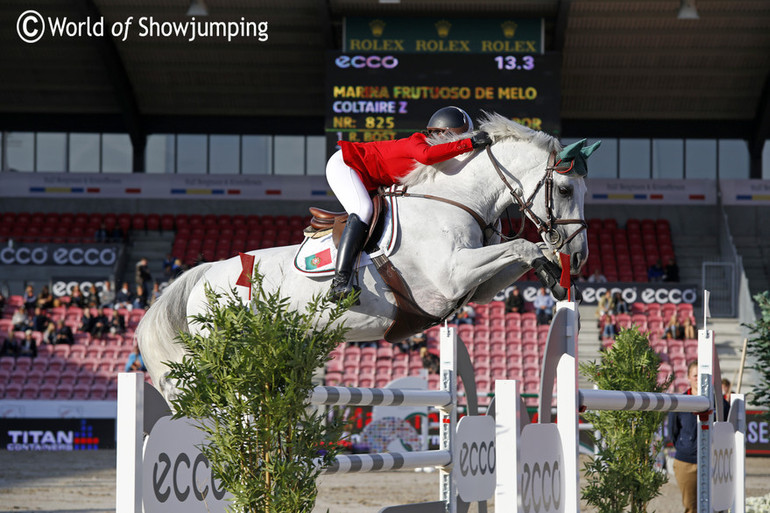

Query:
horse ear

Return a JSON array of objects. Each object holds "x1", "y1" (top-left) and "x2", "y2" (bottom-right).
[
  {"x1": 580, "y1": 141, "x2": 601, "y2": 160},
  {"x1": 558, "y1": 139, "x2": 586, "y2": 161}
]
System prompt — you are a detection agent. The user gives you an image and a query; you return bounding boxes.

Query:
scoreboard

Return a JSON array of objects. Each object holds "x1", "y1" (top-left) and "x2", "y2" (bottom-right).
[{"x1": 325, "y1": 52, "x2": 561, "y2": 157}]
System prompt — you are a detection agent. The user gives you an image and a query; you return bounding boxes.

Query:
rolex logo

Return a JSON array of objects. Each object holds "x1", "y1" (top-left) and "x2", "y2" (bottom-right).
[
  {"x1": 369, "y1": 19, "x2": 386, "y2": 37},
  {"x1": 434, "y1": 19, "x2": 451, "y2": 38},
  {"x1": 501, "y1": 20, "x2": 518, "y2": 38}
]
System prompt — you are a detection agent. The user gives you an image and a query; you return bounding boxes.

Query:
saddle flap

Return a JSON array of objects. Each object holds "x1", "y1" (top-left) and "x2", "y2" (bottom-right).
[{"x1": 330, "y1": 195, "x2": 385, "y2": 249}]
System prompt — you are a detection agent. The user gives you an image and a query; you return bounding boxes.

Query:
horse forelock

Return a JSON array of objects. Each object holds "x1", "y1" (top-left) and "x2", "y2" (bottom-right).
[{"x1": 400, "y1": 112, "x2": 562, "y2": 187}]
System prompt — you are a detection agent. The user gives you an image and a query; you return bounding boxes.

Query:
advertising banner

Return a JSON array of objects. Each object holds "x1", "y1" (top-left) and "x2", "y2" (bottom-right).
[
  {"x1": 496, "y1": 281, "x2": 699, "y2": 307},
  {"x1": 1, "y1": 418, "x2": 115, "y2": 450},
  {"x1": 0, "y1": 244, "x2": 120, "y2": 267},
  {"x1": 719, "y1": 179, "x2": 770, "y2": 205},
  {"x1": 586, "y1": 179, "x2": 716, "y2": 205}
]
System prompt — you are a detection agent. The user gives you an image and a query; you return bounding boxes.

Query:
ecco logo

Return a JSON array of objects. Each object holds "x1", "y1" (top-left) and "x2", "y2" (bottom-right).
[
  {"x1": 152, "y1": 452, "x2": 226, "y2": 503},
  {"x1": 458, "y1": 440, "x2": 496, "y2": 477},
  {"x1": 711, "y1": 447, "x2": 733, "y2": 484},
  {"x1": 335, "y1": 55, "x2": 399, "y2": 69},
  {"x1": 0, "y1": 246, "x2": 117, "y2": 266},
  {"x1": 521, "y1": 460, "x2": 562, "y2": 513}
]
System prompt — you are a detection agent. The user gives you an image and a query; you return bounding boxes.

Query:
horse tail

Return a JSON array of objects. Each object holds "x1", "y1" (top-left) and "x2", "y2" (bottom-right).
[{"x1": 136, "y1": 263, "x2": 213, "y2": 403}]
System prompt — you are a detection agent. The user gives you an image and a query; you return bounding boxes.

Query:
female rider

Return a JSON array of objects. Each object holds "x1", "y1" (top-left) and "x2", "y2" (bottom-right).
[{"x1": 325, "y1": 106, "x2": 492, "y2": 300}]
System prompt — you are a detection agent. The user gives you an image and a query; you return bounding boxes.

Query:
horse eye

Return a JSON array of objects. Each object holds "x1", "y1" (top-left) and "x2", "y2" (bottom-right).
[{"x1": 558, "y1": 186, "x2": 573, "y2": 197}]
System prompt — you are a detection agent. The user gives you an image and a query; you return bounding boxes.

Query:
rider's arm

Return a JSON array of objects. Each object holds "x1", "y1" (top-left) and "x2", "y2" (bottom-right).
[{"x1": 406, "y1": 133, "x2": 475, "y2": 165}]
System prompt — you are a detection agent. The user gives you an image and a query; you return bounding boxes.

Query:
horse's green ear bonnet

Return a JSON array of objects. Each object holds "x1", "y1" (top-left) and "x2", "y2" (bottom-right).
[{"x1": 556, "y1": 139, "x2": 601, "y2": 177}]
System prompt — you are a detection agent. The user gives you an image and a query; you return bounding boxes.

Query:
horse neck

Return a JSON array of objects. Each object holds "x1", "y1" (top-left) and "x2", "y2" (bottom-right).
[{"x1": 410, "y1": 143, "x2": 548, "y2": 225}]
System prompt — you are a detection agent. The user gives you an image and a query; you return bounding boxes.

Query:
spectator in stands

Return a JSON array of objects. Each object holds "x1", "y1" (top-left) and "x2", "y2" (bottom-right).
[
  {"x1": 163, "y1": 253, "x2": 174, "y2": 280},
  {"x1": 0, "y1": 291, "x2": 5, "y2": 312},
  {"x1": 396, "y1": 332, "x2": 427, "y2": 353},
  {"x1": 149, "y1": 282, "x2": 162, "y2": 306},
  {"x1": 48, "y1": 319, "x2": 74, "y2": 345},
  {"x1": 505, "y1": 286, "x2": 525, "y2": 314},
  {"x1": 668, "y1": 361, "x2": 699, "y2": 513},
  {"x1": 534, "y1": 287, "x2": 555, "y2": 326},
  {"x1": 114, "y1": 282, "x2": 133, "y2": 310},
  {"x1": 18, "y1": 330, "x2": 37, "y2": 358},
  {"x1": 647, "y1": 259, "x2": 665, "y2": 282},
  {"x1": 94, "y1": 222, "x2": 108, "y2": 243},
  {"x1": 448, "y1": 305, "x2": 475, "y2": 325},
  {"x1": 90, "y1": 307, "x2": 110, "y2": 338},
  {"x1": 420, "y1": 347, "x2": 440, "y2": 374},
  {"x1": 681, "y1": 316, "x2": 695, "y2": 339},
  {"x1": 99, "y1": 281, "x2": 115, "y2": 309},
  {"x1": 611, "y1": 291, "x2": 629, "y2": 315},
  {"x1": 124, "y1": 346, "x2": 146, "y2": 372},
  {"x1": 664, "y1": 257, "x2": 680, "y2": 282},
  {"x1": 587, "y1": 269, "x2": 607, "y2": 283},
  {"x1": 600, "y1": 312, "x2": 617, "y2": 339},
  {"x1": 1, "y1": 330, "x2": 19, "y2": 357},
  {"x1": 132, "y1": 285, "x2": 147, "y2": 310},
  {"x1": 23, "y1": 285, "x2": 37, "y2": 312},
  {"x1": 109, "y1": 312, "x2": 126, "y2": 335},
  {"x1": 596, "y1": 290, "x2": 612, "y2": 320},
  {"x1": 110, "y1": 225, "x2": 125, "y2": 243},
  {"x1": 663, "y1": 313, "x2": 682, "y2": 340},
  {"x1": 69, "y1": 284, "x2": 87, "y2": 308},
  {"x1": 79, "y1": 308, "x2": 95, "y2": 334},
  {"x1": 36, "y1": 285, "x2": 54, "y2": 309},
  {"x1": 30, "y1": 307, "x2": 50, "y2": 333},
  {"x1": 135, "y1": 258, "x2": 152, "y2": 302},
  {"x1": 12, "y1": 306, "x2": 31, "y2": 332},
  {"x1": 171, "y1": 258, "x2": 184, "y2": 279}
]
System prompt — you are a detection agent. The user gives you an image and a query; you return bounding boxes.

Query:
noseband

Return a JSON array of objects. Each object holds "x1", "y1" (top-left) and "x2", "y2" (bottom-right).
[{"x1": 485, "y1": 146, "x2": 587, "y2": 251}]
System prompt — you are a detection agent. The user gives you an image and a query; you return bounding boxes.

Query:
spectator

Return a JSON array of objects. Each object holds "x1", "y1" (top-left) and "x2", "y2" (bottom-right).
[
  {"x1": 124, "y1": 346, "x2": 146, "y2": 372},
  {"x1": 595, "y1": 290, "x2": 612, "y2": 320},
  {"x1": 90, "y1": 307, "x2": 110, "y2": 338},
  {"x1": 600, "y1": 312, "x2": 617, "y2": 339},
  {"x1": 681, "y1": 316, "x2": 695, "y2": 339},
  {"x1": 23, "y1": 285, "x2": 37, "y2": 312},
  {"x1": 30, "y1": 307, "x2": 50, "y2": 333},
  {"x1": 505, "y1": 286, "x2": 525, "y2": 314},
  {"x1": 109, "y1": 311, "x2": 126, "y2": 335},
  {"x1": 114, "y1": 282, "x2": 133, "y2": 310},
  {"x1": 94, "y1": 222, "x2": 108, "y2": 243},
  {"x1": 12, "y1": 306, "x2": 31, "y2": 332},
  {"x1": 396, "y1": 332, "x2": 427, "y2": 353},
  {"x1": 18, "y1": 330, "x2": 37, "y2": 358},
  {"x1": 448, "y1": 305, "x2": 475, "y2": 325},
  {"x1": 664, "y1": 257, "x2": 680, "y2": 283},
  {"x1": 533, "y1": 287, "x2": 555, "y2": 326},
  {"x1": 86, "y1": 284, "x2": 100, "y2": 308},
  {"x1": 79, "y1": 308, "x2": 95, "y2": 334},
  {"x1": 48, "y1": 319, "x2": 74, "y2": 345},
  {"x1": 135, "y1": 258, "x2": 152, "y2": 302},
  {"x1": 587, "y1": 269, "x2": 607, "y2": 283},
  {"x1": 36, "y1": 285, "x2": 54, "y2": 309},
  {"x1": 110, "y1": 225, "x2": 124, "y2": 243},
  {"x1": 722, "y1": 378, "x2": 732, "y2": 421},
  {"x1": 163, "y1": 253, "x2": 174, "y2": 280},
  {"x1": 132, "y1": 285, "x2": 147, "y2": 310},
  {"x1": 420, "y1": 347, "x2": 440, "y2": 374},
  {"x1": 611, "y1": 291, "x2": 629, "y2": 315},
  {"x1": 149, "y1": 282, "x2": 162, "y2": 306},
  {"x1": 663, "y1": 313, "x2": 682, "y2": 340},
  {"x1": 1, "y1": 330, "x2": 19, "y2": 357},
  {"x1": 69, "y1": 284, "x2": 87, "y2": 308},
  {"x1": 0, "y1": 291, "x2": 5, "y2": 312},
  {"x1": 171, "y1": 258, "x2": 184, "y2": 279},
  {"x1": 648, "y1": 259, "x2": 665, "y2": 282},
  {"x1": 99, "y1": 281, "x2": 115, "y2": 309}
]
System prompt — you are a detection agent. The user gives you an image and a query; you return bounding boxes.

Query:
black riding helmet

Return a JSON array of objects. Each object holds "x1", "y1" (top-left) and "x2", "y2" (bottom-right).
[{"x1": 426, "y1": 106, "x2": 474, "y2": 135}]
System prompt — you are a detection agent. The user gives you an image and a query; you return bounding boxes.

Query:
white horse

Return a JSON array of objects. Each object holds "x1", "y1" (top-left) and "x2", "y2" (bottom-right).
[{"x1": 137, "y1": 113, "x2": 600, "y2": 403}]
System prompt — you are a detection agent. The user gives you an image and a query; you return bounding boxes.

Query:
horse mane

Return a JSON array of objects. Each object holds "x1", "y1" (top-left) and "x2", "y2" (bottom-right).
[{"x1": 401, "y1": 112, "x2": 563, "y2": 187}]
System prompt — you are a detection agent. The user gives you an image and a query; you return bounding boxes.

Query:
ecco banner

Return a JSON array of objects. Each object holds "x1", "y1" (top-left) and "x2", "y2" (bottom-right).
[
  {"x1": 0, "y1": 244, "x2": 119, "y2": 267},
  {"x1": 496, "y1": 282, "x2": 699, "y2": 306}
]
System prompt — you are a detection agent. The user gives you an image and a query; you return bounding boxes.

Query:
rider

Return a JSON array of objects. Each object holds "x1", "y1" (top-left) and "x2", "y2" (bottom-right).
[{"x1": 326, "y1": 106, "x2": 492, "y2": 301}]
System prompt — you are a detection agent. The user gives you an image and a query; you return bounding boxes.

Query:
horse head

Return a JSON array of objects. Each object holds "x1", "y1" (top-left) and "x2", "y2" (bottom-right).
[{"x1": 478, "y1": 114, "x2": 601, "y2": 275}]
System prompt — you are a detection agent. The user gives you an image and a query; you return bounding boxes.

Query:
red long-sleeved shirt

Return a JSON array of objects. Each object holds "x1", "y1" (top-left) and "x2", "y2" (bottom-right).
[{"x1": 338, "y1": 132, "x2": 474, "y2": 191}]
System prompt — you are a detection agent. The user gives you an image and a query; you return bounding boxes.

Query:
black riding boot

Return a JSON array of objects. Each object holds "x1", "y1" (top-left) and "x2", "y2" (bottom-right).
[{"x1": 329, "y1": 213, "x2": 369, "y2": 302}]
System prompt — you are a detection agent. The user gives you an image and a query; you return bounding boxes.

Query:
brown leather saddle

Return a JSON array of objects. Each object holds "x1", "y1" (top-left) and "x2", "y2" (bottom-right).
[{"x1": 305, "y1": 191, "x2": 442, "y2": 343}]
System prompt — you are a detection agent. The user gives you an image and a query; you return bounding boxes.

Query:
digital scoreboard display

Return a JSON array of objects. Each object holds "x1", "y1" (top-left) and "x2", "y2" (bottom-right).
[{"x1": 325, "y1": 52, "x2": 561, "y2": 157}]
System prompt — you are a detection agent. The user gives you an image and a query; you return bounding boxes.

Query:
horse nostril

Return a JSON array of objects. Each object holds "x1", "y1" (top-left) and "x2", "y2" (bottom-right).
[{"x1": 571, "y1": 252, "x2": 584, "y2": 271}]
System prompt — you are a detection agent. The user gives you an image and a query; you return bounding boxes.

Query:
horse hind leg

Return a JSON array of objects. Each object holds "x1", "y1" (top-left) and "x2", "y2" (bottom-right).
[{"x1": 136, "y1": 263, "x2": 213, "y2": 406}]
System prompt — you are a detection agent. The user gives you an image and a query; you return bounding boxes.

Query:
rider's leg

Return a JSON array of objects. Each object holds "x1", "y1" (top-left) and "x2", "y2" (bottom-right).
[{"x1": 325, "y1": 151, "x2": 372, "y2": 300}]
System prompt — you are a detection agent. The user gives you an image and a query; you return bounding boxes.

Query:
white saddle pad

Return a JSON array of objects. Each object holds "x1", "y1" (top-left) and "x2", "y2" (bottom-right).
[{"x1": 292, "y1": 188, "x2": 400, "y2": 277}]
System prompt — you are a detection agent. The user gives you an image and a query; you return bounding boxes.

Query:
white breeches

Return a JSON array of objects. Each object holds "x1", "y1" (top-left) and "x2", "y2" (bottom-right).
[{"x1": 325, "y1": 150, "x2": 373, "y2": 225}]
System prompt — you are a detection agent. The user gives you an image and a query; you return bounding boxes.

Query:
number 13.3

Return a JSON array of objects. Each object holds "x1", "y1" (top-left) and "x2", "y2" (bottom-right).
[{"x1": 494, "y1": 55, "x2": 534, "y2": 71}]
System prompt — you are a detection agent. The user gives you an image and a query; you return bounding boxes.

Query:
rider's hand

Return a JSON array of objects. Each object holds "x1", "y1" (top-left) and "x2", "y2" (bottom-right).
[{"x1": 471, "y1": 131, "x2": 492, "y2": 149}]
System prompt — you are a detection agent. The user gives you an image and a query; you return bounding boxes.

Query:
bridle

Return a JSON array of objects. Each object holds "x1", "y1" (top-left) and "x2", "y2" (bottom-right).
[
  {"x1": 380, "y1": 142, "x2": 587, "y2": 250},
  {"x1": 485, "y1": 145, "x2": 587, "y2": 251}
]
